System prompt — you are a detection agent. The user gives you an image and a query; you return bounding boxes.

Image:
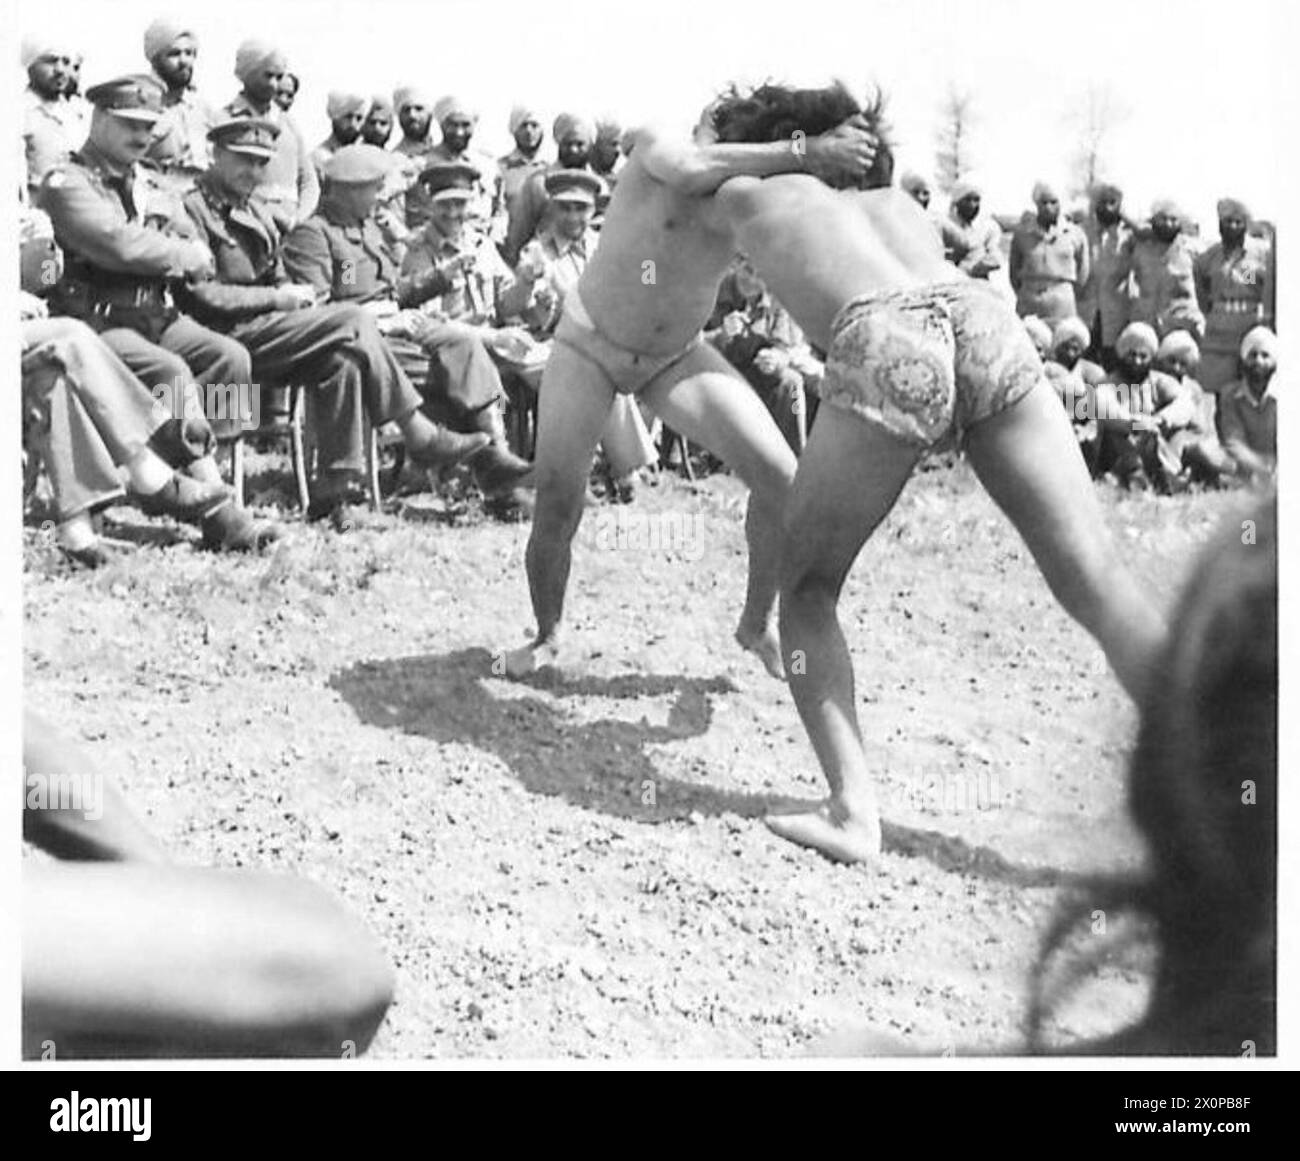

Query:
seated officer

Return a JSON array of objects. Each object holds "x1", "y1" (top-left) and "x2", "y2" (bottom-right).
[
  {"x1": 38, "y1": 74, "x2": 276, "y2": 552},
  {"x1": 179, "y1": 118, "x2": 490, "y2": 529},
  {"x1": 399, "y1": 160, "x2": 531, "y2": 326},
  {"x1": 283, "y1": 145, "x2": 532, "y2": 519},
  {"x1": 512, "y1": 168, "x2": 605, "y2": 335}
]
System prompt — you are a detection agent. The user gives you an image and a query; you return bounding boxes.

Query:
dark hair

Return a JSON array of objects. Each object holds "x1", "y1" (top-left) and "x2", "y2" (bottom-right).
[
  {"x1": 1029, "y1": 494, "x2": 1277, "y2": 1055},
  {"x1": 709, "y1": 80, "x2": 894, "y2": 189}
]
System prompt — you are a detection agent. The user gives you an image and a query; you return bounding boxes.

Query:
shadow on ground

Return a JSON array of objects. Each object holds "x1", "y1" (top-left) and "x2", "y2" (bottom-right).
[
  {"x1": 331, "y1": 647, "x2": 1081, "y2": 888},
  {"x1": 331, "y1": 647, "x2": 789, "y2": 822}
]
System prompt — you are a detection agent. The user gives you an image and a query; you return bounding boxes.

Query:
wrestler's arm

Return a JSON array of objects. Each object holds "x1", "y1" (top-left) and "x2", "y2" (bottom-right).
[
  {"x1": 711, "y1": 173, "x2": 816, "y2": 229},
  {"x1": 632, "y1": 119, "x2": 875, "y2": 196},
  {"x1": 23, "y1": 710, "x2": 168, "y2": 865}
]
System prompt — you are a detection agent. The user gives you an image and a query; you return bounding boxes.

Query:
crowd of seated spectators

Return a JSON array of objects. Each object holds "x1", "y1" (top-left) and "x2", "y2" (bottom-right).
[{"x1": 19, "y1": 24, "x2": 1278, "y2": 568}]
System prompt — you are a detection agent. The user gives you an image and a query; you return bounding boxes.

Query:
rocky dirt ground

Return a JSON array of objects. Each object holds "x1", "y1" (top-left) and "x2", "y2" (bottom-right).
[{"x1": 22, "y1": 454, "x2": 1248, "y2": 1058}]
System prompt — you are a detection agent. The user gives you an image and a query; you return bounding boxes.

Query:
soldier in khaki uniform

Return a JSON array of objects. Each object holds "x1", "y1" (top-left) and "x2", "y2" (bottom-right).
[
  {"x1": 283, "y1": 146, "x2": 532, "y2": 518},
  {"x1": 1076, "y1": 183, "x2": 1134, "y2": 371},
  {"x1": 224, "y1": 40, "x2": 318, "y2": 232},
  {"x1": 1129, "y1": 199, "x2": 1204, "y2": 339},
  {"x1": 496, "y1": 105, "x2": 549, "y2": 241},
  {"x1": 390, "y1": 85, "x2": 439, "y2": 230},
  {"x1": 180, "y1": 120, "x2": 490, "y2": 528},
  {"x1": 141, "y1": 19, "x2": 217, "y2": 195},
  {"x1": 362, "y1": 95, "x2": 395, "y2": 148},
  {"x1": 1009, "y1": 181, "x2": 1090, "y2": 326},
  {"x1": 943, "y1": 181, "x2": 1002, "y2": 280},
  {"x1": 310, "y1": 91, "x2": 369, "y2": 182},
  {"x1": 1194, "y1": 197, "x2": 1275, "y2": 400},
  {"x1": 22, "y1": 37, "x2": 90, "y2": 193}
]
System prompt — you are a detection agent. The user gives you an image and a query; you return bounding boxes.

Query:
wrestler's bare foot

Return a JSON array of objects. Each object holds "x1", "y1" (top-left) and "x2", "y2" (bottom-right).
[
  {"x1": 503, "y1": 635, "x2": 563, "y2": 679},
  {"x1": 735, "y1": 622, "x2": 785, "y2": 680},
  {"x1": 765, "y1": 797, "x2": 882, "y2": 864}
]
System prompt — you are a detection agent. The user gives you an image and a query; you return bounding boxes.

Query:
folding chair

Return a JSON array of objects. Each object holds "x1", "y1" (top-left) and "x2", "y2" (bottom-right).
[{"x1": 221, "y1": 385, "x2": 385, "y2": 512}]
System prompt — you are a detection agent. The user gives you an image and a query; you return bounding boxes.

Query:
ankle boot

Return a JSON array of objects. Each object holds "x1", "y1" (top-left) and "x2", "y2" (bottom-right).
[
  {"x1": 406, "y1": 426, "x2": 491, "y2": 471},
  {"x1": 137, "y1": 474, "x2": 231, "y2": 523},
  {"x1": 469, "y1": 404, "x2": 533, "y2": 496}
]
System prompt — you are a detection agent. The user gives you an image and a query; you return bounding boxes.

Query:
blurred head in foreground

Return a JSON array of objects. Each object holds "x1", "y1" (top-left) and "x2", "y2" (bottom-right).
[{"x1": 1031, "y1": 493, "x2": 1276, "y2": 1055}]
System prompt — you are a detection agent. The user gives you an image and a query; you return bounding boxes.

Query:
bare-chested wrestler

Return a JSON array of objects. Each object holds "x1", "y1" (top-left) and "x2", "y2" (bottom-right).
[
  {"x1": 704, "y1": 83, "x2": 1167, "y2": 863},
  {"x1": 503, "y1": 106, "x2": 879, "y2": 680}
]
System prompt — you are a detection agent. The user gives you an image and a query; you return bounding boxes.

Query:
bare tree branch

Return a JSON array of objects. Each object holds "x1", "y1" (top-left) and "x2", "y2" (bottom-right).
[
  {"x1": 1064, "y1": 84, "x2": 1131, "y2": 199},
  {"x1": 934, "y1": 86, "x2": 977, "y2": 196}
]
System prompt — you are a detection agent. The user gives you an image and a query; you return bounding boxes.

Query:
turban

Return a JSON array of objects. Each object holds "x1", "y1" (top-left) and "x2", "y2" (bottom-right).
[
  {"x1": 234, "y1": 39, "x2": 286, "y2": 83},
  {"x1": 553, "y1": 112, "x2": 595, "y2": 143},
  {"x1": 1157, "y1": 330, "x2": 1200, "y2": 366},
  {"x1": 508, "y1": 104, "x2": 540, "y2": 135},
  {"x1": 1051, "y1": 317, "x2": 1090, "y2": 351},
  {"x1": 1091, "y1": 182, "x2": 1122, "y2": 204},
  {"x1": 1116, "y1": 322, "x2": 1159, "y2": 358},
  {"x1": 1216, "y1": 196, "x2": 1251, "y2": 221},
  {"x1": 21, "y1": 37, "x2": 74, "y2": 69},
  {"x1": 1239, "y1": 326, "x2": 1277, "y2": 361},
  {"x1": 899, "y1": 171, "x2": 929, "y2": 195},
  {"x1": 368, "y1": 94, "x2": 392, "y2": 114},
  {"x1": 1150, "y1": 197, "x2": 1181, "y2": 219},
  {"x1": 143, "y1": 18, "x2": 194, "y2": 62},
  {"x1": 1031, "y1": 180, "x2": 1059, "y2": 204},
  {"x1": 595, "y1": 117, "x2": 622, "y2": 143},
  {"x1": 950, "y1": 180, "x2": 980, "y2": 203},
  {"x1": 433, "y1": 95, "x2": 476, "y2": 124},
  {"x1": 326, "y1": 90, "x2": 368, "y2": 120},
  {"x1": 1021, "y1": 315, "x2": 1052, "y2": 349},
  {"x1": 392, "y1": 84, "x2": 430, "y2": 112}
]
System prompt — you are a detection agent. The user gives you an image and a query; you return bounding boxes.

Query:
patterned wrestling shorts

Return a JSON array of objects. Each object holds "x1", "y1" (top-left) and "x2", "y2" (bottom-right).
[{"x1": 819, "y1": 280, "x2": 1043, "y2": 448}]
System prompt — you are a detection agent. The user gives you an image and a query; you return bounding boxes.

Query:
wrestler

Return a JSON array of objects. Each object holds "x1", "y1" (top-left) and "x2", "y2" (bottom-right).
[
  {"x1": 705, "y1": 83, "x2": 1167, "y2": 863},
  {"x1": 505, "y1": 99, "x2": 878, "y2": 679}
]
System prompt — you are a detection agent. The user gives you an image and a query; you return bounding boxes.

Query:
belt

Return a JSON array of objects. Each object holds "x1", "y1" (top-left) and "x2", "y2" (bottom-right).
[
  {"x1": 78, "y1": 283, "x2": 174, "y2": 312},
  {"x1": 58, "y1": 278, "x2": 176, "y2": 326}
]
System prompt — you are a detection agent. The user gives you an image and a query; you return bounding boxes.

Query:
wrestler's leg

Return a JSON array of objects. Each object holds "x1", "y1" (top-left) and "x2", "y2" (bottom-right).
[
  {"x1": 965, "y1": 380, "x2": 1166, "y2": 701},
  {"x1": 641, "y1": 344, "x2": 797, "y2": 678},
  {"x1": 23, "y1": 862, "x2": 394, "y2": 1058},
  {"x1": 506, "y1": 340, "x2": 616, "y2": 677},
  {"x1": 764, "y1": 410, "x2": 919, "y2": 864}
]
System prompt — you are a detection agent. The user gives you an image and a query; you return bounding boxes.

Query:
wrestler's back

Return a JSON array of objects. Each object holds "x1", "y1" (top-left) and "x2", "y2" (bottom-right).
[
  {"x1": 579, "y1": 156, "x2": 738, "y2": 355},
  {"x1": 726, "y1": 180, "x2": 958, "y2": 351}
]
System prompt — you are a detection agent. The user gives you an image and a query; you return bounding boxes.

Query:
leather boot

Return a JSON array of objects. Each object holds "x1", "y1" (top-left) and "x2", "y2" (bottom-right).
[
  {"x1": 405, "y1": 426, "x2": 491, "y2": 471},
  {"x1": 136, "y1": 473, "x2": 232, "y2": 523},
  {"x1": 469, "y1": 404, "x2": 534, "y2": 497}
]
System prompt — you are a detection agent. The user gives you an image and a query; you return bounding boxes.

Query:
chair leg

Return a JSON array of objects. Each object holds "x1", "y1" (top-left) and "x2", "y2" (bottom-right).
[
  {"x1": 229, "y1": 438, "x2": 246, "y2": 508},
  {"x1": 677, "y1": 432, "x2": 695, "y2": 481},
  {"x1": 23, "y1": 444, "x2": 44, "y2": 510},
  {"x1": 291, "y1": 386, "x2": 310, "y2": 512},
  {"x1": 365, "y1": 420, "x2": 381, "y2": 511}
]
